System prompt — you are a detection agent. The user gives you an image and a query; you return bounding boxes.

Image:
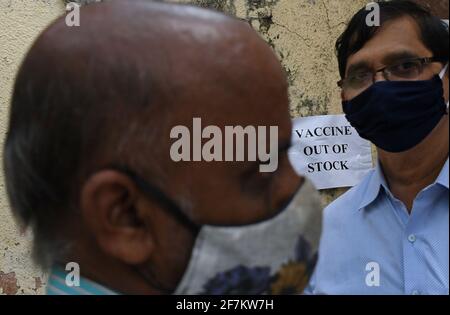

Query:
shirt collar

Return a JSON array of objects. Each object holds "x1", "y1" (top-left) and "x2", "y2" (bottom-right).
[
  {"x1": 46, "y1": 265, "x2": 118, "y2": 295},
  {"x1": 356, "y1": 162, "x2": 385, "y2": 211},
  {"x1": 436, "y1": 158, "x2": 449, "y2": 189},
  {"x1": 357, "y1": 158, "x2": 449, "y2": 211}
]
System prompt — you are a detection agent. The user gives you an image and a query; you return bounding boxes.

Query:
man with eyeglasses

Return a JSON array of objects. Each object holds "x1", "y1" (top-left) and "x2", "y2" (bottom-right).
[{"x1": 306, "y1": 0, "x2": 449, "y2": 295}]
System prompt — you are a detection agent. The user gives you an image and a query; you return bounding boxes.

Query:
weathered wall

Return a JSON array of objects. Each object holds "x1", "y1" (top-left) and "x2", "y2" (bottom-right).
[
  {"x1": 1, "y1": 0, "x2": 448, "y2": 295},
  {"x1": 0, "y1": 0, "x2": 65, "y2": 295}
]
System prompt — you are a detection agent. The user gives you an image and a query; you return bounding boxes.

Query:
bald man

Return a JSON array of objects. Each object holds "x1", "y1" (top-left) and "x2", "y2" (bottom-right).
[{"x1": 4, "y1": 0, "x2": 321, "y2": 295}]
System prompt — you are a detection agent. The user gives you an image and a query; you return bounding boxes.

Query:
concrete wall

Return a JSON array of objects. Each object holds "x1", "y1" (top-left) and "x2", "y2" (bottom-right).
[
  {"x1": 0, "y1": 0, "x2": 448, "y2": 295},
  {"x1": 0, "y1": 0, "x2": 65, "y2": 295}
]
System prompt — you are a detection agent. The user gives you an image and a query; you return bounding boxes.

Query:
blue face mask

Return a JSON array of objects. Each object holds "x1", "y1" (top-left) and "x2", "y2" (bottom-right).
[{"x1": 343, "y1": 64, "x2": 448, "y2": 153}]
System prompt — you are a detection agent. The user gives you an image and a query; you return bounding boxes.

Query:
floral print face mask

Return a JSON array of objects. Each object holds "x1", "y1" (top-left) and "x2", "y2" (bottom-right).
[{"x1": 173, "y1": 179, "x2": 323, "y2": 295}]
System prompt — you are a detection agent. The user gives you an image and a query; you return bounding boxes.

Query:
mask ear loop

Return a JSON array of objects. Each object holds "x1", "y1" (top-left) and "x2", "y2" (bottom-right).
[
  {"x1": 439, "y1": 63, "x2": 449, "y2": 79},
  {"x1": 440, "y1": 63, "x2": 449, "y2": 112}
]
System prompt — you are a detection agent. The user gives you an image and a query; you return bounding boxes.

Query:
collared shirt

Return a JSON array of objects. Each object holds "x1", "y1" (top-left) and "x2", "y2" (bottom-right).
[
  {"x1": 47, "y1": 266, "x2": 118, "y2": 295},
  {"x1": 306, "y1": 158, "x2": 449, "y2": 295}
]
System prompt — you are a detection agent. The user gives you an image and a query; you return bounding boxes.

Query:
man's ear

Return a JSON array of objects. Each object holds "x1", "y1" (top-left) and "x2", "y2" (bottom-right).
[{"x1": 80, "y1": 170, "x2": 154, "y2": 265}]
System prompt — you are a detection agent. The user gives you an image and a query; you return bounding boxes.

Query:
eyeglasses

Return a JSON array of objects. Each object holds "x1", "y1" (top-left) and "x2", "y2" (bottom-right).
[{"x1": 338, "y1": 56, "x2": 448, "y2": 92}]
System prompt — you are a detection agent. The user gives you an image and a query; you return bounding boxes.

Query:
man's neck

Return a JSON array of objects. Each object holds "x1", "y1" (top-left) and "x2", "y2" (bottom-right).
[
  {"x1": 61, "y1": 239, "x2": 164, "y2": 295},
  {"x1": 378, "y1": 116, "x2": 449, "y2": 212}
]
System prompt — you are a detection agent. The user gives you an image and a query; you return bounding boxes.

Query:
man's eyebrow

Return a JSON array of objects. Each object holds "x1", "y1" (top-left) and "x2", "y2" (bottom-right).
[
  {"x1": 381, "y1": 51, "x2": 421, "y2": 66},
  {"x1": 346, "y1": 61, "x2": 371, "y2": 76},
  {"x1": 346, "y1": 51, "x2": 423, "y2": 77}
]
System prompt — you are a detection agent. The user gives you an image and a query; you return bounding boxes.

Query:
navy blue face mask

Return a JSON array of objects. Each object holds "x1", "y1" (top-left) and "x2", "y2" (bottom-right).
[{"x1": 343, "y1": 66, "x2": 448, "y2": 153}]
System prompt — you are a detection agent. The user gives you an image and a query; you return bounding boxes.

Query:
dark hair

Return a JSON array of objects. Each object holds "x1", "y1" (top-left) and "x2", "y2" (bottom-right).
[{"x1": 336, "y1": 0, "x2": 449, "y2": 78}]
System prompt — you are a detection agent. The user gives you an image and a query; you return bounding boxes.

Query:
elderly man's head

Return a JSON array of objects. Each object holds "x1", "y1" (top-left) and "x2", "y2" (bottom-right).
[{"x1": 4, "y1": 0, "x2": 301, "y2": 293}]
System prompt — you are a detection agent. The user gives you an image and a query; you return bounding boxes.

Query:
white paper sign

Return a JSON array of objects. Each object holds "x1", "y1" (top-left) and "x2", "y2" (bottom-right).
[{"x1": 288, "y1": 114, "x2": 373, "y2": 190}]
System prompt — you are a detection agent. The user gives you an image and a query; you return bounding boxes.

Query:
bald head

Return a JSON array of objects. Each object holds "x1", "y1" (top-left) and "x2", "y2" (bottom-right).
[
  {"x1": 24, "y1": 0, "x2": 283, "y2": 170},
  {"x1": 4, "y1": 0, "x2": 297, "y2": 288}
]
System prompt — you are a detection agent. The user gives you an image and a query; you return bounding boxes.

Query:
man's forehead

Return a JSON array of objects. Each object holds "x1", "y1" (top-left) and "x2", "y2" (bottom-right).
[{"x1": 345, "y1": 16, "x2": 431, "y2": 73}]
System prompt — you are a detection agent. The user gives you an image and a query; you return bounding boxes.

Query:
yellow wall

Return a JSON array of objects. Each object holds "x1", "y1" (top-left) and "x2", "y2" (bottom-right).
[
  {"x1": 0, "y1": 0, "x2": 367, "y2": 294},
  {"x1": 0, "y1": 0, "x2": 65, "y2": 295}
]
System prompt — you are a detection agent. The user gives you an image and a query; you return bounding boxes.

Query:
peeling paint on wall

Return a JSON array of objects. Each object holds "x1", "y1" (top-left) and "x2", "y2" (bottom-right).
[
  {"x1": 191, "y1": 0, "x2": 237, "y2": 14},
  {"x1": 0, "y1": 270, "x2": 19, "y2": 295}
]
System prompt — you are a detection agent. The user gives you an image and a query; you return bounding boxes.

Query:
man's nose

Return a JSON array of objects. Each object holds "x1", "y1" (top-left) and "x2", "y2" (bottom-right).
[{"x1": 373, "y1": 71, "x2": 386, "y2": 83}]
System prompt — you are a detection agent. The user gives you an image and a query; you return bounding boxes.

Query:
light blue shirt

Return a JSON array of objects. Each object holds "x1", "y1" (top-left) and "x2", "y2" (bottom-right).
[
  {"x1": 307, "y1": 158, "x2": 449, "y2": 295},
  {"x1": 47, "y1": 266, "x2": 118, "y2": 295}
]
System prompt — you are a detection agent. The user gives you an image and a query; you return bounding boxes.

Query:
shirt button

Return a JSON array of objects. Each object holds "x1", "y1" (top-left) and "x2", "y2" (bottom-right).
[
  {"x1": 408, "y1": 234, "x2": 416, "y2": 243},
  {"x1": 411, "y1": 290, "x2": 420, "y2": 295}
]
